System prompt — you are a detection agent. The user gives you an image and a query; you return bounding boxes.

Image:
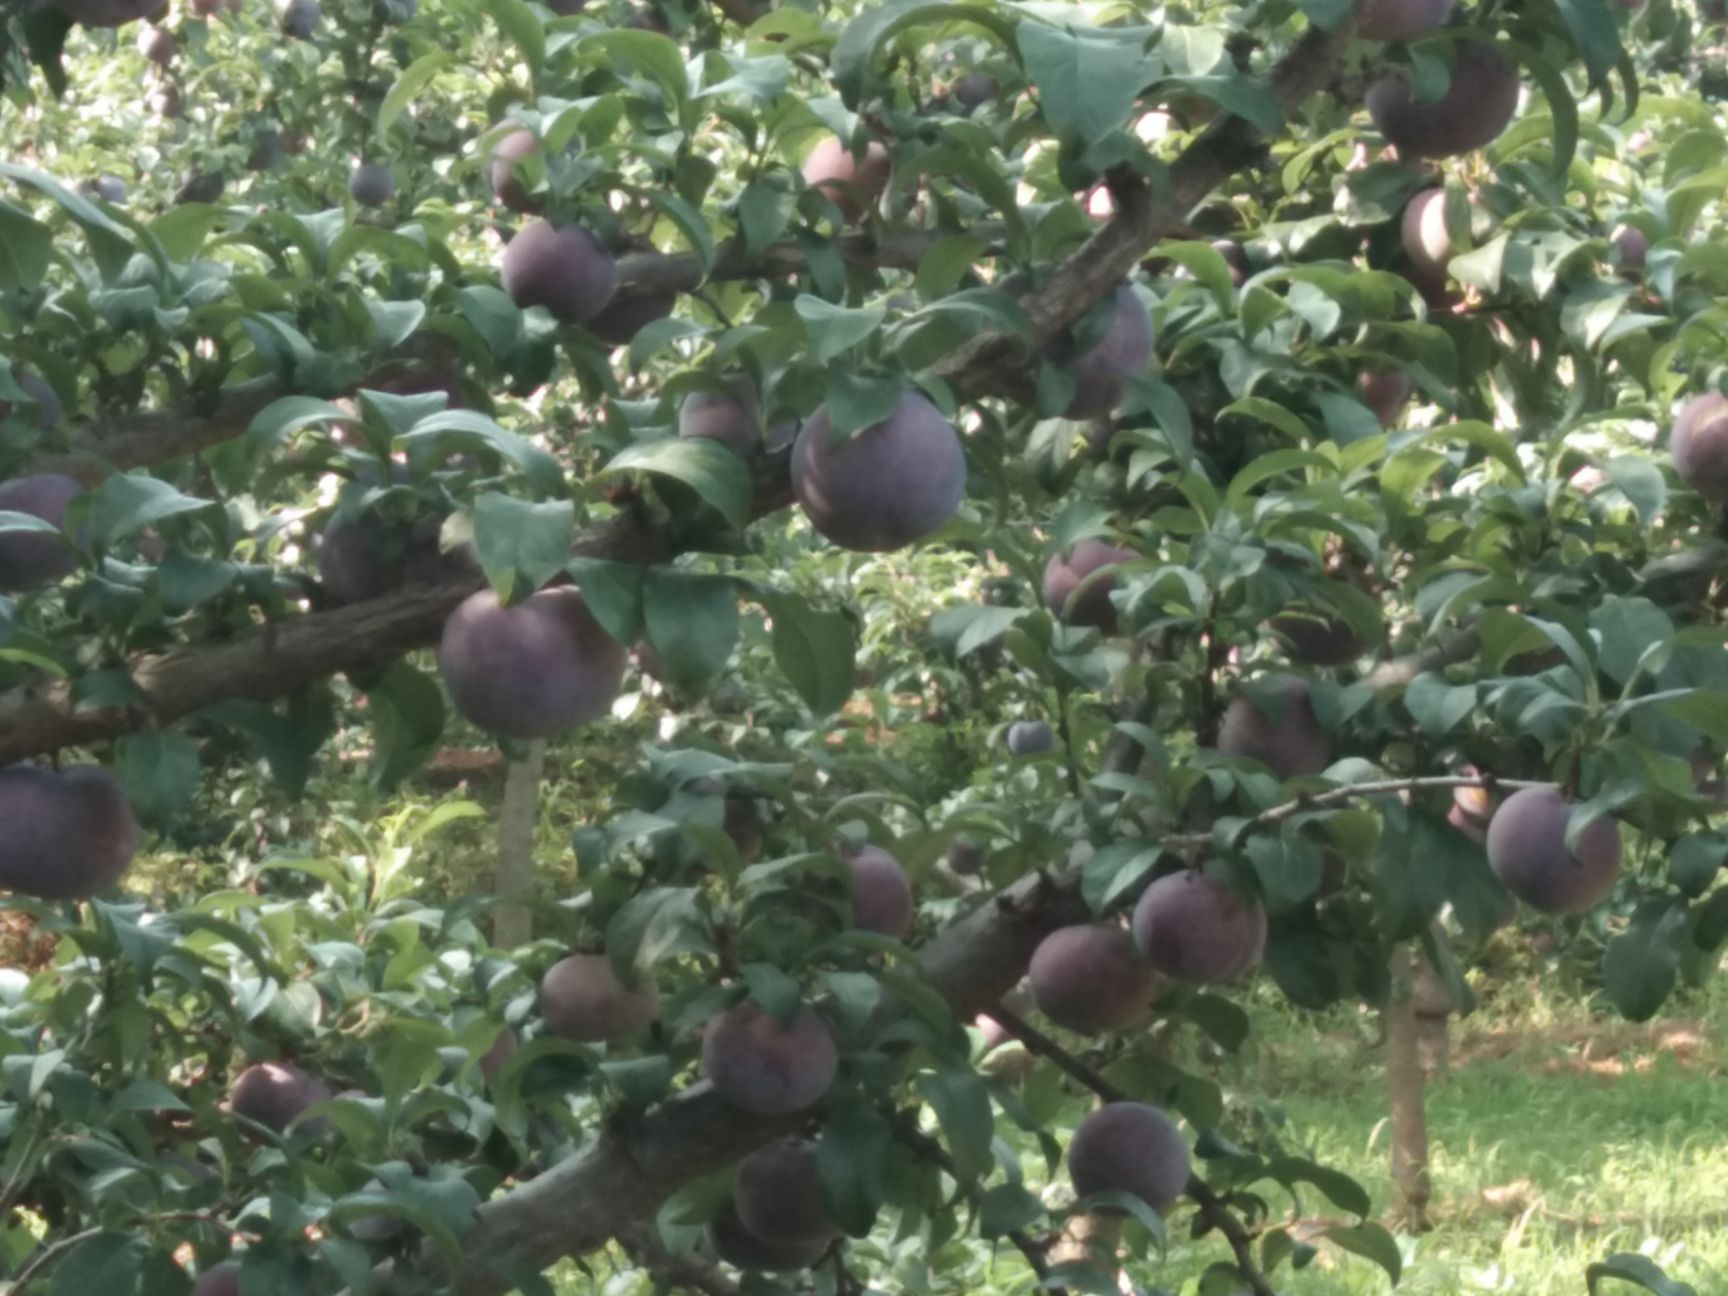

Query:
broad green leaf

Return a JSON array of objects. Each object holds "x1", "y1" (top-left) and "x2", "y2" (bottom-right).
[{"x1": 603, "y1": 437, "x2": 752, "y2": 528}]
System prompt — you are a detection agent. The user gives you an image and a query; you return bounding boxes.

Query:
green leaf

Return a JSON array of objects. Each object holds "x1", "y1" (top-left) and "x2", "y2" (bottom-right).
[
  {"x1": 472, "y1": 493, "x2": 575, "y2": 605},
  {"x1": 567, "y1": 559, "x2": 645, "y2": 646},
  {"x1": 378, "y1": 52, "x2": 455, "y2": 139},
  {"x1": 114, "y1": 730, "x2": 200, "y2": 821},
  {"x1": 50, "y1": 1232, "x2": 143, "y2": 1296},
  {"x1": 1587, "y1": 1253, "x2": 1700, "y2": 1296},
  {"x1": 816, "y1": 1095, "x2": 892, "y2": 1237},
  {"x1": 833, "y1": 1, "x2": 1020, "y2": 109},
  {"x1": 0, "y1": 202, "x2": 52, "y2": 293},
  {"x1": 978, "y1": 1183, "x2": 1046, "y2": 1238},
  {"x1": 1264, "y1": 1156, "x2": 1371, "y2": 1218},
  {"x1": 1404, "y1": 673, "x2": 1477, "y2": 736},
  {"x1": 606, "y1": 887, "x2": 711, "y2": 976},
  {"x1": 82, "y1": 476, "x2": 214, "y2": 546},
  {"x1": 1322, "y1": 1221, "x2": 1403, "y2": 1284},
  {"x1": 796, "y1": 294, "x2": 886, "y2": 364},
  {"x1": 1552, "y1": 0, "x2": 1622, "y2": 87},
  {"x1": 457, "y1": 285, "x2": 524, "y2": 357},
  {"x1": 364, "y1": 661, "x2": 447, "y2": 791},
  {"x1": 1162, "y1": 74, "x2": 1283, "y2": 135},
  {"x1": 1602, "y1": 456, "x2": 1666, "y2": 525},
  {"x1": 756, "y1": 591, "x2": 856, "y2": 716},
  {"x1": 0, "y1": 162, "x2": 142, "y2": 283},
  {"x1": 1591, "y1": 595, "x2": 1673, "y2": 687},
  {"x1": 1603, "y1": 898, "x2": 1687, "y2": 1022},
  {"x1": 603, "y1": 437, "x2": 752, "y2": 529},
  {"x1": 1017, "y1": 23, "x2": 1155, "y2": 147},
  {"x1": 916, "y1": 1069, "x2": 993, "y2": 1181},
  {"x1": 489, "y1": 0, "x2": 544, "y2": 72},
  {"x1": 642, "y1": 570, "x2": 739, "y2": 691},
  {"x1": 400, "y1": 410, "x2": 566, "y2": 498},
  {"x1": 583, "y1": 29, "x2": 691, "y2": 110}
]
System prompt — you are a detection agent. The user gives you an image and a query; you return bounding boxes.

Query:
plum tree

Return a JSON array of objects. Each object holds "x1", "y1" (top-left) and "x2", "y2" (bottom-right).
[
  {"x1": 708, "y1": 1202, "x2": 831, "y2": 1272},
  {"x1": 791, "y1": 390, "x2": 965, "y2": 551},
  {"x1": 801, "y1": 136, "x2": 892, "y2": 221},
  {"x1": 279, "y1": 0, "x2": 320, "y2": 37},
  {"x1": 1670, "y1": 392, "x2": 1728, "y2": 501},
  {"x1": 0, "y1": 473, "x2": 82, "y2": 590},
  {"x1": 349, "y1": 163, "x2": 395, "y2": 207},
  {"x1": 844, "y1": 843, "x2": 914, "y2": 938},
  {"x1": 190, "y1": 1263, "x2": 240, "y2": 1296},
  {"x1": 588, "y1": 288, "x2": 677, "y2": 347},
  {"x1": 488, "y1": 130, "x2": 543, "y2": 213},
  {"x1": 0, "y1": 373, "x2": 63, "y2": 432},
  {"x1": 1060, "y1": 285, "x2": 1155, "y2": 419},
  {"x1": 1067, "y1": 1102, "x2": 1192, "y2": 1214},
  {"x1": 1042, "y1": 539, "x2": 1134, "y2": 631},
  {"x1": 501, "y1": 221, "x2": 619, "y2": 323},
  {"x1": 1356, "y1": 0, "x2": 1454, "y2": 41},
  {"x1": 678, "y1": 379, "x2": 760, "y2": 456},
  {"x1": 733, "y1": 1138, "x2": 837, "y2": 1245},
  {"x1": 0, "y1": 764, "x2": 140, "y2": 900},
  {"x1": 438, "y1": 586, "x2": 627, "y2": 738},
  {"x1": 1400, "y1": 188, "x2": 1455, "y2": 281},
  {"x1": 538, "y1": 953, "x2": 660, "y2": 1043},
  {"x1": 1366, "y1": 40, "x2": 1522, "y2": 158},
  {"x1": 227, "y1": 1061, "x2": 332, "y2": 1134},
  {"x1": 1358, "y1": 370, "x2": 1413, "y2": 427},
  {"x1": 1028, "y1": 923, "x2": 1161, "y2": 1033},
  {"x1": 1005, "y1": 719, "x2": 1055, "y2": 755},
  {"x1": 1484, "y1": 786, "x2": 1624, "y2": 915},
  {"x1": 1215, "y1": 676, "x2": 1331, "y2": 778},
  {"x1": 701, "y1": 1000, "x2": 838, "y2": 1115},
  {"x1": 1131, "y1": 871, "x2": 1267, "y2": 984}
]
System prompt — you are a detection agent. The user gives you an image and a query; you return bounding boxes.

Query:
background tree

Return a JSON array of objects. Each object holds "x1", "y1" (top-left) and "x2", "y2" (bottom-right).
[{"x1": 0, "y1": 0, "x2": 1725, "y2": 1293}]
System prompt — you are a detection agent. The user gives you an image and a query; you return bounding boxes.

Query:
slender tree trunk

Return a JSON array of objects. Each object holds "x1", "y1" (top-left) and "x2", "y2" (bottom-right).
[
  {"x1": 492, "y1": 740, "x2": 546, "y2": 949},
  {"x1": 1412, "y1": 943, "x2": 1454, "y2": 1076},
  {"x1": 1385, "y1": 943, "x2": 1433, "y2": 1231}
]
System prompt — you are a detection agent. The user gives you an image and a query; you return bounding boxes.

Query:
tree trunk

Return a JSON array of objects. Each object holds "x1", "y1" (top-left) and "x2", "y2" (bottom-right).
[
  {"x1": 1412, "y1": 941, "x2": 1454, "y2": 1076},
  {"x1": 1385, "y1": 943, "x2": 1433, "y2": 1231},
  {"x1": 492, "y1": 740, "x2": 546, "y2": 949}
]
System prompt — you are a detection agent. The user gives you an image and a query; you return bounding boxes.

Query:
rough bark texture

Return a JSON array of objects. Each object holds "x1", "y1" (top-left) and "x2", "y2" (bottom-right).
[
  {"x1": 492, "y1": 740, "x2": 547, "y2": 949},
  {"x1": 1385, "y1": 944, "x2": 1433, "y2": 1232},
  {"x1": 1412, "y1": 941, "x2": 1454, "y2": 1076}
]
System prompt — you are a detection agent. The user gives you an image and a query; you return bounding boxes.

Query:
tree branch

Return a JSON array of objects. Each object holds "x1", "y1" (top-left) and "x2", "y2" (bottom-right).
[{"x1": 615, "y1": 1222, "x2": 743, "y2": 1296}]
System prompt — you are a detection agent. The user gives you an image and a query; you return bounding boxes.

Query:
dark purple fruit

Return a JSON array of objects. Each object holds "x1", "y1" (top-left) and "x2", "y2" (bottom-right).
[
  {"x1": 1029, "y1": 923, "x2": 1161, "y2": 1033},
  {"x1": 844, "y1": 843, "x2": 913, "y2": 938},
  {"x1": 1216, "y1": 676, "x2": 1331, "y2": 779},
  {"x1": 701, "y1": 1001, "x2": 837, "y2": 1115},
  {"x1": 1042, "y1": 540, "x2": 1134, "y2": 632},
  {"x1": 280, "y1": 0, "x2": 320, "y2": 37},
  {"x1": 1062, "y1": 285, "x2": 1155, "y2": 420},
  {"x1": 349, "y1": 164, "x2": 396, "y2": 207},
  {"x1": 587, "y1": 289, "x2": 677, "y2": 347},
  {"x1": 709, "y1": 1202, "x2": 830, "y2": 1272},
  {"x1": 1356, "y1": 0, "x2": 1454, "y2": 41},
  {"x1": 488, "y1": 129, "x2": 542, "y2": 213},
  {"x1": 733, "y1": 1138, "x2": 837, "y2": 1245},
  {"x1": 228, "y1": 1061, "x2": 332, "y2": 1134},
  {"x1": 1067, "y1": 1102, "x2": 1191, "y2": 1215},
  {"x1": 801, "y1": 137, "x2": 892, "y2": 221},
  {"x1": 0, "y1": 764, "x2": 139, "y2": 900},
  {"x1": 1358, "y1": 370, "x2": 1412, "y2": 427},
  {"x1": 791, "y1": 391, "x2": 965, "y2": 552},
  {"x1": 1005, "y1": 720, "x2": 1055, "y2": 755},
  {"x1": 679, "y1": 380, "x2": 759, "y2": 456},
  {"x1": 1366, "y1": 40, "x2": 1521, "y2": 159},
  {"x1": 500, "y1": 220, "x2": 618, "y2": 323},
  {"x1": 1671, "y1": 393, "x2": 1728, "y2": 502},
  {"x1": 190, "y1": 1262, "x2": 240, "y2": 1296},
  {"x1": 1131, "y1": 870, "x2": 1267, "y2": 984},
  {"x1": 0, "y1": 473, "x2": 84, "y2": 592},
  {"x1": 538, "y1": 953, "x2": 659, "y2": 1043},
  {"x1": 1485, "y1": 786, "x2": 1623, "y2": 916},
  {"x1": 438, "y1": 586, "x2": 628, "y2": 738}
]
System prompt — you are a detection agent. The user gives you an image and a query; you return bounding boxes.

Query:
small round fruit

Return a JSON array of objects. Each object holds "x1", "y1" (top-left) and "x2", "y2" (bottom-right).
[
  {"x1": 349, "y1": 163, "x2": 395, "y2": 207},
  {"x1": 1062, "y1": 285, "x2": 1155, "y2": 420},
  {"x1": 1612, "y1": 225, "x2": 1649, "y2": 273},
  {"x1": 701, "y1": 1001, "x2": 838, "y2": 1115},
  {"x1": 1067, "y1": 1102, "x2": 1191, "y2": 1215},
  {"x1": 587, "y1": 288, "x2": 677, "y2": 347},
  {"x1": 1401, "y1": 188, "x2": 1453, "y2": 280},
  {"x1": 1366, "y1": 40, "x2": 1522, "y2": 159},
  {"x1": 1358, "y1": 370, "x2": 1413, "y2": 427},
  {"x1": 500, "y1": 220, "x2": 619, "y2": 323},
  {"x1": 1484, "y1": 786, "x2": 1623, "y2": 916},
  {"x1": 1670, "y1": 392, "x2": 1728, "y2": 502},
  {"x1": 1029, "y1": 924, "x2": 1160, "y2": 1034},
  {"x1": 538, "y1": 953, "x2": 660, "y2": 1043},
  {"x1": 1131, "y1": 870, "x2": 1267, "y2": 984},
  {"x1": 709, "y1": 1202, "x2": 830, "y2": 1272},
  {"x1": 488, "y1": 129, "x2": 542, "y2": 213},
  {"x1": 228, "y1": 1061, "x2": 332, "y2": 1134},
  {"x1": 280, "y1": 0, "x2": 320, "y2": 37},
  {"x1": 1043, "y1": 540, "x2": 1134, "y2": 632},
  {"x1": 844, "y1": 844, "x2": 913, "y2": 938},
  {"x1": 191, "y1": 1263, "x2": 241, "y2": 1296},
  {"x1": 801, "y1": 137, "x2": 892, "y2": 222},
  {"x1": 0, "y1": 764, "x2": 140, "y2": 900},
  {"x1": 733, "y1": 1138, "x2": 837, "y2": 1245},
  {"x1": 0, "y1": 473, "x2": 84, "y2": 593},
  {"x1": 1005, "y1": 720, "x2": 1055, "y2": 755},
  {"x1": 791, "y1": 391, "x2": 965, "y2": 552},
  {"x1": 1216, "y1": 676, "x2": 1331, "y2": 779},
  {"x1": 1356, "y1": 0, "x2": 1454, "y2": 41}
]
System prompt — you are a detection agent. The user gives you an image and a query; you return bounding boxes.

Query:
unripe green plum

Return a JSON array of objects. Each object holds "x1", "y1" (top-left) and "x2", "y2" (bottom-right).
[
  {"x1": 0, "y1": 764, "x2": 139, "y2": 900},
  {"x1": 349, "y1": 163, "x2": 396, "y2": 207},
  {"x1": 1067, "y1": 1102, "x2": 1191, "y2": 1214},
  {"x1": 1131, "y1": 870, "x2": 1267, "y2": 984},
  {"x1": 733, "y1": 1138, "x2": 837, "y2": 1245},
  {"x1": 1062, "y1": 285, "x2": 1155, "y2": 420},
  {"x1": 1485, "y1": 786, "x2": 1623, "y2": 915},
  {"x1": 438, "y1": 586, "x2": 628, "y2": 738},
  {"x1": 1670, "y1": 393, "x2": 1728, "y2": 502},
  {"x1": 701, "y1": 1001, "x2": 837, "y2": 1115},
  {"x1": 1029, "y1": 923, "x2": 1161, "y2": 1033},
  {"x1": 1042, "y1": 539, "x2": 1134, "y2": 632},
  {"x1": 709, "y1": 1202, "x2": 830, "y2": 1272},
  {"x1": 228, "y1": 1061, "x2": 332, "y2": 1134},
  {"x1": 488, "y1": 129, "x2": 542, "y2": 213},
  {"x1": 1005, "y1": 719, "x2": 1055, "y2": 755},
  {"x1": 1216, "y1": 676, "x2": 1331, "y2": 779},
  {"x1": 1366, "y1": 41, "x2": 1521, "y2": 158},
  {"x1": 501, "y1": 220, "x2": 619, "y2": 323},
  {"x1": 801, "y1": 136, "x2": 892, "y2": 221},
  {"x1": 791, "y1": 391, "x2": 965, "y2": 552},
  {"x1": 1356, "y1": 0, "x2": 1454, "y2": 41},
  {"x1": 844, "y1": 843, "x2": 914, "y2": 938},
  {"x1": 0, "y1": 473, "x2": 84, "y2": 592},
  {"x1": 539, "y1": 953, "x2": 659, "y2": 1043}
]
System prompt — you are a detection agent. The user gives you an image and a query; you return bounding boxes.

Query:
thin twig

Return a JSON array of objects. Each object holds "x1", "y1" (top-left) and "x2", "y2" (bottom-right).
[{"x1": 5, "y1": 1226, "x2": 103, "y2": 1293}]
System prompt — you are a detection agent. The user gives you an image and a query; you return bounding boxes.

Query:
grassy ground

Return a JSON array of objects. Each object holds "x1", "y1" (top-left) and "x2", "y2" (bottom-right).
[{"x1": 1172, "y1": 962, "x2": 1728, "y2": 1294}]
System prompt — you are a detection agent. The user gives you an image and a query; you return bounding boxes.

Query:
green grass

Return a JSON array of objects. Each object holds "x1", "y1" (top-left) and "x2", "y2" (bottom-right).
[{"x1": 1161, "y1": 964, "x2": 1728, "y2": 1294}]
